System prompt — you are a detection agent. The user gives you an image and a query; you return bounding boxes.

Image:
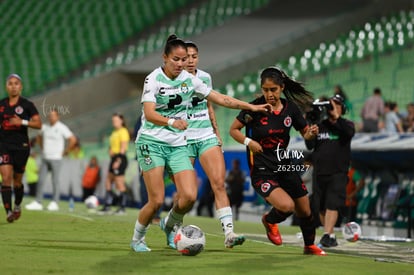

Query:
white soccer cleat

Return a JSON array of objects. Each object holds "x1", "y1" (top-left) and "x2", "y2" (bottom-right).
[
  {"x1": 224, "y1": 232, "x2": 246, "y2": 248},
  {"x1": 130, "y1": 240, "x2": 151, "y2": 252},
  {"x1": 47, "y1": 201, "x2": 59, "y2": 211},
  {"x1": 25, "y1": 201, "x2": 43, "y2": 211}
]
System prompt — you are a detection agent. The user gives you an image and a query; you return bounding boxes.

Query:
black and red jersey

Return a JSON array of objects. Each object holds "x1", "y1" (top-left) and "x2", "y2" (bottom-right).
[
  {"x1": 236, "y1": 97, "x2": 307, "y2": 175},
  {"x1": 0, "y1": 96, "x2": 39, "y2": 148}
]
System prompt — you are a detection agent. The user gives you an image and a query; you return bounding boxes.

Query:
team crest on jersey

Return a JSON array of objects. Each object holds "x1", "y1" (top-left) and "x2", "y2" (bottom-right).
[
  {"x1": 180, "y1": 82, "x2": 189, "y2": 93},
  {"x1": 261, "y1": 182, "x2": 271, "y2": 193},
  {"x1": 283, "y1": 116, "x2": 292, "y2": 127},
  {"x1": 15, "y1": 106, "x2": 23, "y2": 115}
]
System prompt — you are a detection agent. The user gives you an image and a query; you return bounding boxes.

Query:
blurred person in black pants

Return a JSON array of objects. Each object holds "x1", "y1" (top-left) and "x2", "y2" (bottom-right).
[
  {"x1": 306, "y1": 94, "x2": 355, "y2": 247},
  {"x1": 225, "y1": 159, "x2": 246, "y2": 221}
]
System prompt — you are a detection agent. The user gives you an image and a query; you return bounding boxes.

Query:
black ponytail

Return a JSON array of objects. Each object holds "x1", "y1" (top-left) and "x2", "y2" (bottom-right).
[
  {"x1": 164, "y1": 34, "x2": 186, "y2": 56},
  {"x1": 260, "y1": 67, "x2": 313, "y2": 111}
]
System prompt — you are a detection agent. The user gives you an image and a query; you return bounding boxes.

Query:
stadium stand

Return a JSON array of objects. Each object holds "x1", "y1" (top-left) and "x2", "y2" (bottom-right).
[
  {"x1": 0, "y1": 0, "x2": 193, "y2": 96},
  {"x1": 214, "y1": 9, "x2": 414, "y2": 134}
]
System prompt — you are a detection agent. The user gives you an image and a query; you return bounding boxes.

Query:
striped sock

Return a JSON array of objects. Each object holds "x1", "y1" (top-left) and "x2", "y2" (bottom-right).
[
  {"x1": 216, "y1": 207, "x2": 234, "y2": 236},
  {"x1": 132, "y1": 221, "x2": 148, "y2": 242}
]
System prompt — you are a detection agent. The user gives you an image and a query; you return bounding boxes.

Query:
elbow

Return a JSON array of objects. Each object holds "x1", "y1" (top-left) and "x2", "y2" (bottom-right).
[{"x1": 34, "y1": 122, "x2": 42, "y2": 129}]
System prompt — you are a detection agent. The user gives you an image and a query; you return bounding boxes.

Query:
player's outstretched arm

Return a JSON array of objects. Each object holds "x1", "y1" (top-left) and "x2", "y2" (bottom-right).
[{"x1": 207, "y1": 90, "x2": 271, "y2": 112}]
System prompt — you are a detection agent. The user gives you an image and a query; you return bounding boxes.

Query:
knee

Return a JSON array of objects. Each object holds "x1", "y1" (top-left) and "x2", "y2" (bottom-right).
[
  {"x1": 179, "y1": 191, "x2": 197, "y2": 206},
  {"x1": 147, "y1": 196, "x2": 165, "y2": 211},
  {"x1": 279, "y1": 201, "x2": 295, "y2": 213},
  {"x1": 1, "y1": 176, "x2": 13, "y2": 185},
  {"x1": 210, "y1": 180, "x2": 226, "y2": 193},
  {"x1": 295, "y1": 204, "x2": 312, "y2": 218},
  {"x1": 296, "y1": 209, "x2": 312, "y2": 218}
]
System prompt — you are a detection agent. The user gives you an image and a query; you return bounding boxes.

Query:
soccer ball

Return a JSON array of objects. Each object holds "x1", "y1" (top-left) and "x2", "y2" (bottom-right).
[
  {"x1": 174, "y1": 225, "x2": 206, "y2": 256},
  {"x1": 84, "y1": 195, "x2": 99, "y2": 209},
  {"x1": 342, "y1": 221, "x2": 362, "y2": 242}
]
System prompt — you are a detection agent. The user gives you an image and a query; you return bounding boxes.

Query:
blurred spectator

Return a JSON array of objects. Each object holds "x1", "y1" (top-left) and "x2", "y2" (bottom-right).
[
  {"x1": 225, "y1": 159, "x2": 246, "y2": 221},
  {"x1": 383, "y1": 101, "x2": 403, "y2": 133},
  {"x1": 25, "y1": 109, "x2": 76, "y2": 211},
  {"x1": 25, "y1": 151, "x2": 39, "y2": 197},
  {"x1": 196, "y1": 178, "x2": 215, "y2": 217},
  {"x1": 402, "y1": 102, "x2": 414, "y2": 132},
  {"x1": 68, "y1": 137, "x2": 85, "y2": 159},
  {"x1": 81, "y1": 156, "x2": 101, "y2": 201},
  {"x1": 338, "y1": 166, "x2": 365, "y2": 225},
  {"x1": 360, "y1": 87, "x2": 384, "y2": 132}
]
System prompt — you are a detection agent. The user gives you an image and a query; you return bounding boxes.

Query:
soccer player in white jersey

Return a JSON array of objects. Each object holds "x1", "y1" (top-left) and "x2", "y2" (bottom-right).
[
  {"x1": 130, "y1": 34, "x2": 271, "y2": 252},
  {"x1": 184, "y1": 41, "x2": 245, "y2": 248}
]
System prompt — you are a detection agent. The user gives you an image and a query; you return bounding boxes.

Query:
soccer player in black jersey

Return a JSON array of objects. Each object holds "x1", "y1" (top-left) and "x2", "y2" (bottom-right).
[
  {"x1": 230, "y1": 67, "x2": 326, "y2": 255},
  {"x1": 0, "y1": 74, "x2": 42, "y2": 222}
]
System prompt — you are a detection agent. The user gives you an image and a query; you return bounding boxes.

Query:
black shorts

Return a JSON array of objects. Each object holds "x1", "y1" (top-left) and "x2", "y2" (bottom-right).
[
  {"x1": 108, "y1": 154, "x2": 128, "y2": 176},
  {"x1": 251, "y1": 172, "x2": 308, "y2": 199},
  {"x1": 0, "y1": 144, "x2": 30, "y2": 174},
  {"x1": 313, "y1": 173, "x2": 347, "y2": 211}
]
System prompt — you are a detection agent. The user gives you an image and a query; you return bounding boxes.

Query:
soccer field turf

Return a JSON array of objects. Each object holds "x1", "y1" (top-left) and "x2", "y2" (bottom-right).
[{"x1": 0, "y1": 202, "x2": 413, "y2": 275}]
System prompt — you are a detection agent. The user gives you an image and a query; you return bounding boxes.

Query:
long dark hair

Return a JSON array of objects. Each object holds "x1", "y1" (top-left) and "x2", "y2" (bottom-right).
[
  {"x1": 164, "y1": 34, "x2": 186, "y2": 56},
  {"x1": 113, "y1": 112, "x2": 127, "y2": 128},
  {"x1": 260, "y1": 67, "x2": 313, "y2": 111}
]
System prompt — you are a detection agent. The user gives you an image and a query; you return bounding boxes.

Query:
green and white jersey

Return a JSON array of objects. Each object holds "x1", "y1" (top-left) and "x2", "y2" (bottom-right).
[
  {"x1": 186, "y1": 69, "x2": 216, "y2": 143},
  {"x1": 136, "y1": 67, "x2": 211, "y2": 146}
]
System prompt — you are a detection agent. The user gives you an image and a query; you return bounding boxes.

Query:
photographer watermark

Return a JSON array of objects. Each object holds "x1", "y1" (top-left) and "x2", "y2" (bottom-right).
[
  {"x1": 42, "y1": 97, "x2": 70, "y2": 117},
  {"x1": 274, "y1": 143, "x2": 310, "y2": 172}
]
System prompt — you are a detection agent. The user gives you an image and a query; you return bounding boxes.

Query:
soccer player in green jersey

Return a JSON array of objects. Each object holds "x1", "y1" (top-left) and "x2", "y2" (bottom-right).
[
  {"x1": 130, "y1": 34, "x2": 270, "y2": 252},
  {"x1": 184, "y1": 41, "x2": 245, "y2": 248}
]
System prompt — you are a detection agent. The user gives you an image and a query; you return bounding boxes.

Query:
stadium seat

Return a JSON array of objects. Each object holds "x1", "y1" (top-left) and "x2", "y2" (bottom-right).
[{"x1": 0, "y1": 0, "x2": 197, "y2": 95}]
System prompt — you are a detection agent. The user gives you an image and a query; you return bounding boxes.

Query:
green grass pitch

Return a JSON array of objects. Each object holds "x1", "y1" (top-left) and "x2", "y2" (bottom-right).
[{"x1": 0, "y1": 201, "x2": 412, "y2": 275}]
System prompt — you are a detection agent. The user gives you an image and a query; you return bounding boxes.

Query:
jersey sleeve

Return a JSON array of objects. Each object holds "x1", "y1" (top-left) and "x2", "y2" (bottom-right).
[
  {"x1": 236, "y1": 109, "x2": 254, "y2": 126},
  {"x1": 192, "y1": 75, "x2": 211, "y2": 99},
  {"x1": 205, "y1": 73, "x2": 213, "y2": 89},
  {"x1": 291, "y1": 101, "x2": 307, "y2": 130},
  {"x1": 27, "y1": 100, "x2": 39, "y2": 118},
  {"x1": 141, "y1": 74, "x2": 157, "y2": 103}
]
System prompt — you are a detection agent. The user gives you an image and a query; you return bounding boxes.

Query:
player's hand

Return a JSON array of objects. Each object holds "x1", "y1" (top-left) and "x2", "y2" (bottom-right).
[
  {"x1": 112, "y1": 158, "x2": 121, "y2": 169},
  {"x1": 9, "y1": 115, "x2": 22, "y2": 126},
  {"x1": 171, "y1": 119, "x2": 188, "y2": 130},
  {"x1": 246, "y1": 139, "x2": 263, "y2": 154},
  {"x1": 250, "y1": 103, "x2": 272, "y2": 113}
]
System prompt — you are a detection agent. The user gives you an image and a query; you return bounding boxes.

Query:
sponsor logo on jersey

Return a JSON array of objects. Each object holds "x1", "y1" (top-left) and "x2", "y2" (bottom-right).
[{"x1": 317, "y1": 131, "x2": 339, "y2": 140}]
